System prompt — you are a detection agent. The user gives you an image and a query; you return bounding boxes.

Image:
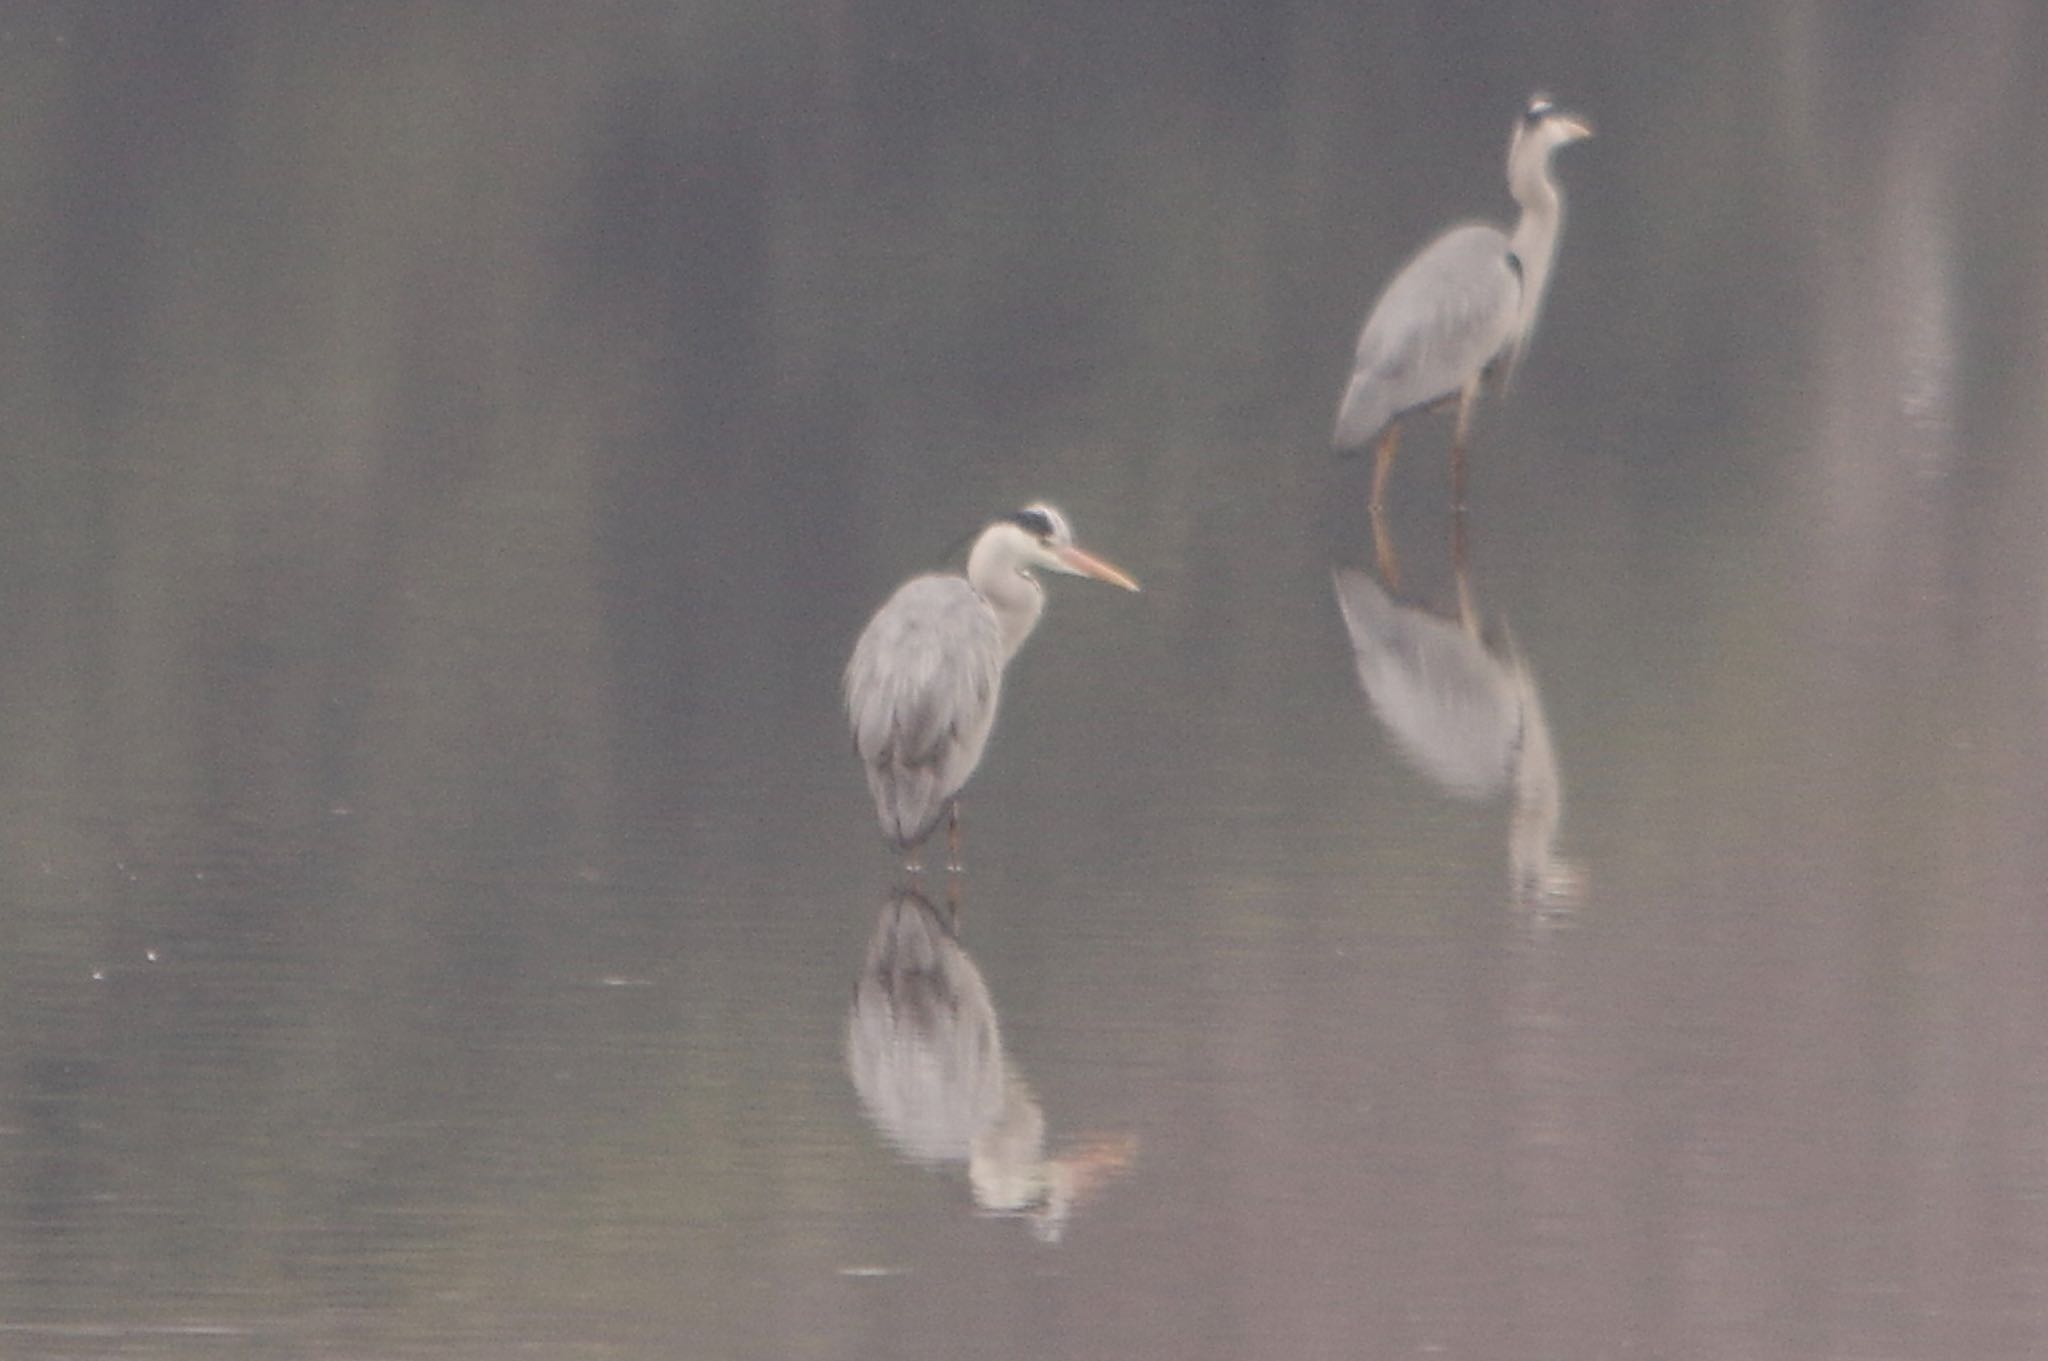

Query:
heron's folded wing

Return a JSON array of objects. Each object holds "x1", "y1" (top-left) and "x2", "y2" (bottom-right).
[
  {"x1": 1336, "y1": 224, "x2": 1521, "y2": 448},
  {"x1": 846, "y1": 576, "x2": 1003, "y2": 769}
]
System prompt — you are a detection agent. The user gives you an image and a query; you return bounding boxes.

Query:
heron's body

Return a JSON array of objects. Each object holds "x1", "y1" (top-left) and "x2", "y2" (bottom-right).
[
  {"x1": 1333, "y1": 95, "x2": 1592, "y2": 507},
  {"x1": 1332, "y1": 224, "x2": 1521, "y2": 454},
  {"x1": 845, "y1": 504, "x2": 1138, "y2": 866},
  {"x1": 846, "y1": 574, "x2": 1007, "y2": 850}
]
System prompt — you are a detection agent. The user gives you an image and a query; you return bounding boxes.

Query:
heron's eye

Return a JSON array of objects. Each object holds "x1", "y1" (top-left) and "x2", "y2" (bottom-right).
[{"x1": 1008, "y1": 508, "x2": 1056, "y2": 539}]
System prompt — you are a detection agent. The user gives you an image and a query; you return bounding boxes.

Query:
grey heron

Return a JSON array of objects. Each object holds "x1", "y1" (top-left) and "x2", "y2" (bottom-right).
[
  {"x1": 1332, "y1": 94, "x2": 1592, "y2": 509},
  {"x1": 845, "y1": 504, "x2": 1139, "y2": 870}
]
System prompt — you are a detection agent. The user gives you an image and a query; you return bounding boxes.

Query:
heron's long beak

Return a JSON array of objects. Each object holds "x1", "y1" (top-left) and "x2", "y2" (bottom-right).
[
  {"x1": 1056, "y1": 544, "x2": 1141, "y2": 592},
  {"x1": 1556, "y1": 112, "x2": 1594, "y2": 141}
]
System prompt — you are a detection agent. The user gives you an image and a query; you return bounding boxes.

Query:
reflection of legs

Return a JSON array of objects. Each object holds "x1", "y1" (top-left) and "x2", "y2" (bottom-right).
[
  {"x1": 944, "y1": 804, "x2": 964, "y2": 928},
  {"x1": 1370, "y1": 423, "x2": 1401, "y2": 511},
  {"x1": 1452, "y1": 509, "x2": 1477, "y2": 636},
  {"x1": 1370, "y1": 504, "x2": 1401, "y2": 591},
  {"x1": 1450, "y1": 382, "x2": 1479, "y2": 510}
]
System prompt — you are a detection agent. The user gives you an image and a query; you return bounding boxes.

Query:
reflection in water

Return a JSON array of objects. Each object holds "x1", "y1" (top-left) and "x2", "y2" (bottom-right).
[
  {"x1": 1333, "y1": 516, "x2": 1583, "y2": 904},
  {"x1": 845, "y1": 889, "x2": 1135, "y2": 1242},
  {"x1": 1496, "y1": 900, "x2": 1590, "y2": 1355}
]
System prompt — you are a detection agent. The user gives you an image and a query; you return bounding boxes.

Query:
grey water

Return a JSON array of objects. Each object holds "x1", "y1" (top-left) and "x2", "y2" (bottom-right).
[{"x1": 2, "y1": 3, "x2": 2046, "y2": 1358}]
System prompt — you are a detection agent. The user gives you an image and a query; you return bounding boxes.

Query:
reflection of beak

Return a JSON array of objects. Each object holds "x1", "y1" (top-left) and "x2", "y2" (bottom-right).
[
  {"x1": 1055, "y1": 544, "x2": 1141, "y2": 592},
  {"x1": 1557, "y1": 112, "x2": 1594, "y2": 141}
]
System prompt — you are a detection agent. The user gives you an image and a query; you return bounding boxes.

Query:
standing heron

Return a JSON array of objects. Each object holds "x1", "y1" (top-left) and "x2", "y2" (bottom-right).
[
  {"x1": 1332, "y1": 94, "x2": 1593, "y2": 509},
  {"x1": 845, "y1": 503, "x2": 1139, "y2": 870}
]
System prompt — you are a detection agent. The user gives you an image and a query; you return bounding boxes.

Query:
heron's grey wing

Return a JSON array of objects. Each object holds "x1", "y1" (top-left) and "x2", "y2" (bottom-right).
[
  {"x1": 846, "y1": 576, "x2": 1003, "y2": 767},
  {"x1": 1333, "y1": 224, "x2": 1522, "y2": 450},
  {"x1": 1331, "y1": 569, "x2": 1522, "y2": 797},
  {"x1": 845, "y1": 575, "x2": 1004, "y2": 844}
]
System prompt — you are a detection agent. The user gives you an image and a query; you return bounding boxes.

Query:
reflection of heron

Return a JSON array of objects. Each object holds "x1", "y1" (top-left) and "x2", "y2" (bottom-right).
[
  {"x1": 1332, "y1": 516, "x2": 1584, "y2": 904},
  {"x1": 1333, "y1": 95, "x2": 1592, "y2": 509},
  {"x1": 845, "y1": 505, "x2": 1139, "y2": 871},
  {"x1": 845, "y1": 888, "x2": 1136, "y2": 1242}
]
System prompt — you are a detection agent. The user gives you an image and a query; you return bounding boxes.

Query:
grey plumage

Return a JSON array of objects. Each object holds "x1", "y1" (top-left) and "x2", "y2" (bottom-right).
[
  {"x1": 1332, "y1": 95, "x2": 1592, "y2": 503},
  {"x1": 844, "y1": 503, "x2": 1139, "y2": 860},
  {"x1": 845, "y1": 575, "x2": 1004, "y2": 849},
  {"x1": 1333, "y1": 224, "x2": 1522, "y2": 452}
]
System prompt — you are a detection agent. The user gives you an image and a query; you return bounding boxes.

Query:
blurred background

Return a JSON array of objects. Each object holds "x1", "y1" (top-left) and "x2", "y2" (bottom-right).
[{"x1": 0, "y1": 2, "x2": 2045, "y2": 1357}]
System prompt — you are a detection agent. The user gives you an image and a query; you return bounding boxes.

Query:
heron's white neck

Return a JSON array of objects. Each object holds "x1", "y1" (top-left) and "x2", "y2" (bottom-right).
[
  {"x1": 966, "y1": 528, "x2": 1047, "y2": 662},
  {"x1": 1505, "y1": 145, "x2": 1567, "y2": 371}
]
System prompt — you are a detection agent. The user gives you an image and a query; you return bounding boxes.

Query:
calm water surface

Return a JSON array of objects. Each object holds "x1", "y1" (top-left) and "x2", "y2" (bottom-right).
[{"x1": 2, "y1": 4, "x2": 2046, "y2": 1358}]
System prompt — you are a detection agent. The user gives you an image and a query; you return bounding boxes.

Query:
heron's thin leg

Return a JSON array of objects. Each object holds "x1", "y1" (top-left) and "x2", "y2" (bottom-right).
[
  {"x1": 1369, "y1": 423, "x2": 1401, "y2": 511},
  {"x1": 1450, "y1": 381, "x2": 1479, "y2": 510},
  {"x1": 945, "y1": 802, "x2": 963, "y2": 875},
  {"x1": 944, "y1": 871, "x2": 962, "y2": 932}
]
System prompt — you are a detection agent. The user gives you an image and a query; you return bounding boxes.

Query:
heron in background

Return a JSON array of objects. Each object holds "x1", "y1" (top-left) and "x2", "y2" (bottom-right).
[
  {"x1": 1333, "y1": 94, "x2": 1593, "y2": 509},
  {"x1": 846, "y1": 504, "x2": 1140, "y2": 871}
]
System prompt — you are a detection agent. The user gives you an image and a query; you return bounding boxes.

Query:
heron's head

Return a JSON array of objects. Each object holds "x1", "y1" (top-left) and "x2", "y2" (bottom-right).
[
  {"x1": 1510, "y1": 93, "x2": 1593, "y2": 165},
  {"x1": 985, "y1": 503, "x2": 1140, "y2": 591}
]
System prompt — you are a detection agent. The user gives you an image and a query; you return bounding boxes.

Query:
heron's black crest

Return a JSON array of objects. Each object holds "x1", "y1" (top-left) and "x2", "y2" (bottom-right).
[
  {"x1": 1007, "y1": 508, "x2": 1056, "y2": 539},
  {"x1": 1524, "y1": 94, "x2": 1556, "y2": 125}
]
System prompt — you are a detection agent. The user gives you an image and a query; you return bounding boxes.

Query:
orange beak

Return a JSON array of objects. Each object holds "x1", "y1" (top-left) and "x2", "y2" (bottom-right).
[{"x1": 1055, "y1": 544, "x2": 1141, "y2": 592}]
